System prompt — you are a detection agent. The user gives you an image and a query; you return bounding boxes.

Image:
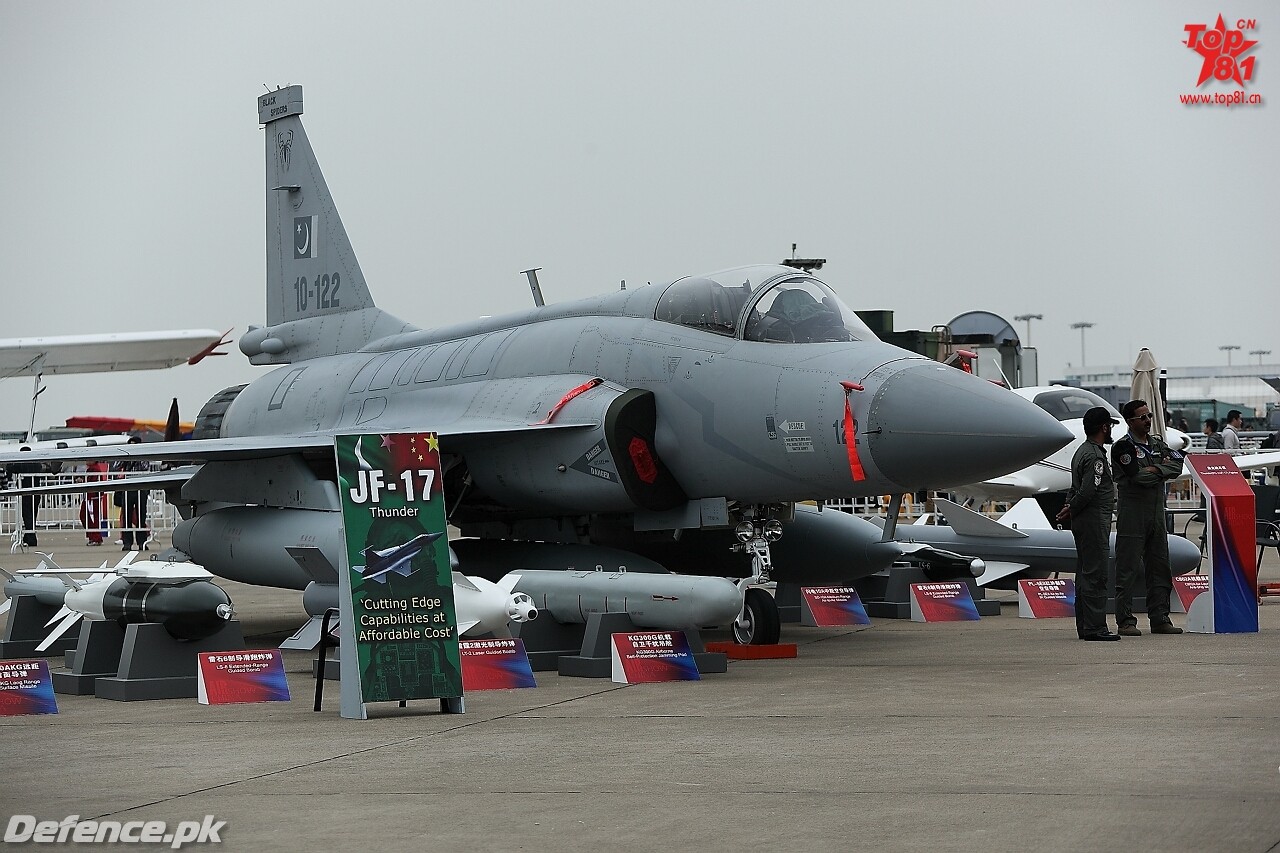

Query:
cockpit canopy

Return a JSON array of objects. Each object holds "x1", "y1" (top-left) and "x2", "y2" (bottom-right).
[
  {"x1": 654, "y1": 266, "x2": 876, "y2": 343},
  {"x1": 1031, "y1": 387, "x2": 1120, "y2": 422}
]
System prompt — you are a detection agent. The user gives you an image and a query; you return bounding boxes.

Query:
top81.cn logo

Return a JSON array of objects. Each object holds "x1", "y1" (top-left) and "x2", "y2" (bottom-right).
[{"x1": 1184, "y1": 14, "x2": 1258, "y2": 86}]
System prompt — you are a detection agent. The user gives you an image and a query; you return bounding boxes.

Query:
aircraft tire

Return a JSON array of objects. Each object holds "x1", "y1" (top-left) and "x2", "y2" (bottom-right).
[{"x1": 733, "y1": 587, "x2": 781, "y2": 645}]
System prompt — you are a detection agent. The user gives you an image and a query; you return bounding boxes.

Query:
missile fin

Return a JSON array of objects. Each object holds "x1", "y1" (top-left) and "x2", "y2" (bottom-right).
[
  {"x1": 286, "y1": 546, "x2": 340, "y2": 584},
  {"x1": 36, "y1": 611, "x2": 83, "y2": 652},
  {"x1": 974, "y1": 561, "x2": 1031, "y2": 587},
  {"x1": 43, "y1": 605, "x2": 73, "y2": 627},
  {"x1": 452, "y1": 572, "x2": 480, "y2": 593},
  {"x1": 496, "y1": 572, "x2": 524, "y2": 594},
  {"x1": 932, "y1": 498, "x2": 1029, "y2": 539},
  {"x1": 457, "y1": 619, "x2": 481, "y2": 636},
  {"x1": 32, "y1": 552, "x2": 63, "y2": 570},
  {"x1": 999, "y1": 497, "x2": 1054, "y2": 530},
  {"x1": 53, "y1": 573, "x2": 84, "y2": 592}
]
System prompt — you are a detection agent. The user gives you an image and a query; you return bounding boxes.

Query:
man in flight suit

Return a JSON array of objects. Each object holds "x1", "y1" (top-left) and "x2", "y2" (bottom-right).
[
  {"x1": 1111, "y1": 399, "x2": 1185, "y2": 636},
  {"x1": 1056, "y1": 406, "x2": 1121, "y2": 640}
]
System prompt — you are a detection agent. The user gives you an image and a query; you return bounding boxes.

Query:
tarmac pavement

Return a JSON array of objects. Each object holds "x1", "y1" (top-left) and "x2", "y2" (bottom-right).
[{"x1": 3, "y1": 530, "x2": 1280, "y2": 852}]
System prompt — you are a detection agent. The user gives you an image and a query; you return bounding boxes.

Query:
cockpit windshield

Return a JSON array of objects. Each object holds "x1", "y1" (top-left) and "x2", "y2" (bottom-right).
[
  {"x1": 1031, "y1": 387, "x2": 1118, "y2": 422},
  {"x1": 654, "y1": 266, "x2": 876, "y2": 343}
]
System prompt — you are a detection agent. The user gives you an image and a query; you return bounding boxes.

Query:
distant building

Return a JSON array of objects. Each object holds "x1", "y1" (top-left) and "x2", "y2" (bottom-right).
[
  {"x1": 1058, "y1": 363, "x2": 1280, "y2": 429},
  {"x1": 857, "y1": 309, "x2": 1040, "y2": 388}
]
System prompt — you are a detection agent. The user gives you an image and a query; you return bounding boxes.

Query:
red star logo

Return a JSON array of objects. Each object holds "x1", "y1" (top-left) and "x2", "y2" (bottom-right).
[{"x1": 1188, "y1": 15, "x2": 1258, "y2": 87}]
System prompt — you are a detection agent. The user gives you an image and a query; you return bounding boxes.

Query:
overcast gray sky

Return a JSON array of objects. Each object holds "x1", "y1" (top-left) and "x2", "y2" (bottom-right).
[{"x1": 2, "y1": 1, "x2": 1275, "y2": 433}]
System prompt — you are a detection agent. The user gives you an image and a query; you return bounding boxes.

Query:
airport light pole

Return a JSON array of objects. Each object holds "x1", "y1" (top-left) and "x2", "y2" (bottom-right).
[
  {"x1": 1250, "y1": 349, "x2": 1271, "y2": 365},
  {"x1": 1070, "y1": 321, "x2": 1094, "y2": 368},
  {"x1": 1014, "y1": 313, "x2": 1043, "y2": 346},
  {"x1": 1219, "y1": 344, "x2": 1240, "y2": 366}
]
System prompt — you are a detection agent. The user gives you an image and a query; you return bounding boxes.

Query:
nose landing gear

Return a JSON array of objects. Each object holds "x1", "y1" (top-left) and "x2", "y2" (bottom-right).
[{"x1": 730, "y1": 517, "x2": 783, "y2": 645}]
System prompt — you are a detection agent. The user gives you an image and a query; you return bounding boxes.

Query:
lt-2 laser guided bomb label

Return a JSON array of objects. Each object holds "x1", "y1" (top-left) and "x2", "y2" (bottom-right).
[{"x1": 336, "y1": 433, "x2": 461, "y2": 703}]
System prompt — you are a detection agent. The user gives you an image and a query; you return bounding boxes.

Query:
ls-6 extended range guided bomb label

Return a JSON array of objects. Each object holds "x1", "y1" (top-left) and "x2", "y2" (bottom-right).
[{"x1": 336, "y1": 433, "x2": 461, "y2": 704}]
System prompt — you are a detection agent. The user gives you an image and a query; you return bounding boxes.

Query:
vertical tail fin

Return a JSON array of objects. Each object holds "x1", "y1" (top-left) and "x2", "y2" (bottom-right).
[{"x1": 240, "y1": 86, "x2": 413, "y2": 364}]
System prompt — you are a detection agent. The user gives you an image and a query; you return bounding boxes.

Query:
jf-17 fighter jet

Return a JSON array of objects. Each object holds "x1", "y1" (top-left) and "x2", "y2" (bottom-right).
[{"x1": 0, "y1": 86, "x2": 1071, "y2": 644}]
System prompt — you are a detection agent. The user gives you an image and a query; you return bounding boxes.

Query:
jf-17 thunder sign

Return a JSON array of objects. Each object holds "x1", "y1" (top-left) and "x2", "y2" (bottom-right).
[{"x1": 336, "y1": 432, "x2": 462, "y2": 718}]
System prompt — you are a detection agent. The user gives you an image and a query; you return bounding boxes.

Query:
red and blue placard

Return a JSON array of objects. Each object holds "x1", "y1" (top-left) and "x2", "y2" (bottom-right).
[
  {"x1": 801, "y1": 586, "x2": 871, "y2": 626},
  {"x1": 0, "y1": 659, "x2": 57, "y2": 716},
  {"x1": 197, "y1": 650, "x2": 291, "y2": 705},
  {"x1": 1170, "y1": 574, "x2": 1210, "y2": 614},
  {"x1": 611, "y1": 632, "x2": 701, "y2": 683},
  {"x1": 909, "y1": 582, "x2": 980, "y2": 622},
  {"x1": 460, "y1": 638, "x2": 536, "y2": 690},
  {"x1": 1017, "y1": 578, "x2": 1076, "y2": 618},
  {"x1": 1184, "y1": 455, "x2": 1258, "y2": 633}
]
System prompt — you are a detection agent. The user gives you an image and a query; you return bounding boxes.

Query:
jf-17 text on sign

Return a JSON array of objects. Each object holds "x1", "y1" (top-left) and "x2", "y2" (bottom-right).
[{"x1": 336, "y1": 432, "x2": 462, "y2": 706}]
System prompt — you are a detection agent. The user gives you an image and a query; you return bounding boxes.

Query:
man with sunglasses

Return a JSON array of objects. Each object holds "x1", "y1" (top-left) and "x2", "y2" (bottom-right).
[{"x1": 1111, "y1": 399, "x2": 1185, "y2": 636}]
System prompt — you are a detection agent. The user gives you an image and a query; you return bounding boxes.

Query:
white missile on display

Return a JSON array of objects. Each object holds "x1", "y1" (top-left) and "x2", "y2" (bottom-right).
[
  {"x1": 510, "y1": 569, "x2": 744, "y2": 630},
  {"x1": 0, "y1": 553, "x2": 235, "y2": 650},
  {"x1": 451, "y1": 572, "x2": 538, "y2": 638}
]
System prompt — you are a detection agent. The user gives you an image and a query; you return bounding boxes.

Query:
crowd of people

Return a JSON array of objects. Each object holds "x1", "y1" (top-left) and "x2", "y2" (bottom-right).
[{"x1": 3, "y1": 436, "x2": 151, "y2": 551}]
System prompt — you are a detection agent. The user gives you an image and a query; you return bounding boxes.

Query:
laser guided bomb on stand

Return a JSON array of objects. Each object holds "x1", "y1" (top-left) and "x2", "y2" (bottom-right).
[{"x1": 1, "y1": 553, "x2": 235, "y2": 651}]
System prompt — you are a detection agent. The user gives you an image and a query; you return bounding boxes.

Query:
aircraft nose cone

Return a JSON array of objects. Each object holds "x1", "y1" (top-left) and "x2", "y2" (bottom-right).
[{"x1": 864, "y1": 363, "x2": 1072, "y2": 490}]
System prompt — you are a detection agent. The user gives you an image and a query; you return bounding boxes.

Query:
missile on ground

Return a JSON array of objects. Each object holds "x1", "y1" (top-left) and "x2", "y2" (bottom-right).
[
  {"x1": 452, "y1": 572, "x2": 538, "y2": 638},
  {"x1": 64, "y1": 575, "x2": 235, "y2": 641},
  {"x1": 2, "y1": 572, "x2": 74, "y2": 609},
  {"x1": 511, "y1": 569, "x2": 743, "y2": 631},
  {"x1": 4, "y1": 558, "x2": 238, "y2": 651}
]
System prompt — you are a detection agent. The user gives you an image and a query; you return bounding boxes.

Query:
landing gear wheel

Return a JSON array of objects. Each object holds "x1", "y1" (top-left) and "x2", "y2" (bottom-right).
[{"x1": 733, "y1": 587, "x2": 781, "y2": 645}]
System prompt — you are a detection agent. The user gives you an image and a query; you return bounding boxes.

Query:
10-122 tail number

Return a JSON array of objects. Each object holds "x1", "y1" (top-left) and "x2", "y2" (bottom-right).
[{"x1": 293, "y1": 273, "x2": 341, "y2": 313}]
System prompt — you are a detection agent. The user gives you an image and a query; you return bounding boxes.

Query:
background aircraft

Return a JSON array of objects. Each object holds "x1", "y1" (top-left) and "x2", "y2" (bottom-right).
[
  {"x1": 0, "y1": 86, "x2": 1072, "y2": 643},
  {"x1": 954, "y1": 385, "x2": 1279, "y2": 513},
  {"x1": 0, "y1": 328, "x2": 230, "y2": 441}
]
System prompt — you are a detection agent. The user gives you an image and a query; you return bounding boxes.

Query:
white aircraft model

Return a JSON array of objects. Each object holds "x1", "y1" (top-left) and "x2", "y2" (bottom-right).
[
  {"x1": 953, "y1": 385, "x2": 1277, "y2": 504},
  {"x1": 0, "y1": 328, "x2": 230, "y2": 440}
]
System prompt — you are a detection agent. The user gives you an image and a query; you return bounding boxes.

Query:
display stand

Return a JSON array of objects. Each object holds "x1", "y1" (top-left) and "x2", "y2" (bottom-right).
[
  {"x1": 94, "y1": 621, "x2": 246, "y2": 701},
  {"x1": 53, "y1": 620, "x2": 127, "y2": 694},
  {"x1": 514, "y1": 615, "x2": 591, "y2": 672},
  {"x1": 0, "y1": 595, "x2": 79, "y2": 659},
  {"x1": 854, "y1": 566, "x2": 1000, "y2": 618},
  {"x1": 556, "y1": 612, "x2": 725, "y2": 678},
  {"x1": 775, "y1": 582, "x2": 802, "y2": 622},
  {"x1": 1183, "y1": 455, "x2": 1259, "y2": 633}
]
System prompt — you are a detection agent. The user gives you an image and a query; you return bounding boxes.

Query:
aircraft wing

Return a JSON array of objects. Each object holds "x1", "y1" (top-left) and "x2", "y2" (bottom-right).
[
  {"x1": 0, "y1": 466, "x2": 198, "y2": 498},
  {"x1": 0, "y1": 329, "x2": 229, "y2": 376},
  {"x1": 1203, "y1": 450, "x2": 1280, "y2": 475},
  {"x1": 0, "y1": 421, "x2": 594, "y2": 468}
]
